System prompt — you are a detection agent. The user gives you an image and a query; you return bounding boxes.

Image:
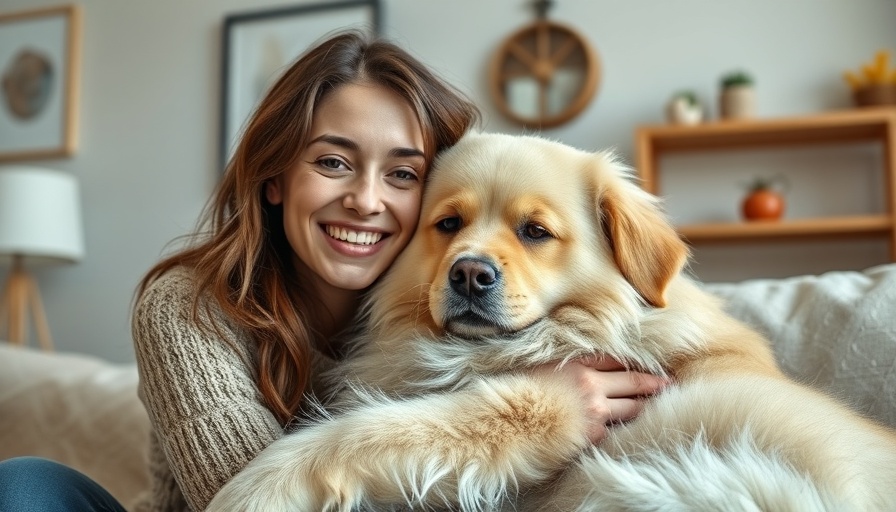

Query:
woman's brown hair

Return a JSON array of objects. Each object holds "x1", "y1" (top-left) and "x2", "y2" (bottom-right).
[{"x1": 135, "y1": 31, "x2": 479, "y2": 424}]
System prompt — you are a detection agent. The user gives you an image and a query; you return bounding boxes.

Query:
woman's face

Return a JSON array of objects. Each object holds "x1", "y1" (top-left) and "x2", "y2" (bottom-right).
[{"x1": 266, "y1": 81, "x2": 426, "y2": 296}]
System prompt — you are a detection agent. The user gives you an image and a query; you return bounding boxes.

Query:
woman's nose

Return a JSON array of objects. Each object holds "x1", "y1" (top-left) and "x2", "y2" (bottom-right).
[{"x1": 342, "y1": 175, "x2": 385, "y2": 216}]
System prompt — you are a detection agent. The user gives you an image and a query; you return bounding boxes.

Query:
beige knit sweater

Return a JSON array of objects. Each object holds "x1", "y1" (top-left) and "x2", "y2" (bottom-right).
[{"x1": 131, "y1": 267, "x2": 332, "y2": 511}]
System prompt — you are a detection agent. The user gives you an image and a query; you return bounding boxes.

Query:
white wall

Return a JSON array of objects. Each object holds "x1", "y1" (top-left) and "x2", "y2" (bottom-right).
[{"x1": 1, "y1": 0, "x2": 894, "y2": 361}]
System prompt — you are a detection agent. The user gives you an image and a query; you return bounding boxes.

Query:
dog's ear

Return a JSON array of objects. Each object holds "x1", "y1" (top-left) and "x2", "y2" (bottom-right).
[{"x1": 594, "y1": 155, "x2": 689, "y2": 308}]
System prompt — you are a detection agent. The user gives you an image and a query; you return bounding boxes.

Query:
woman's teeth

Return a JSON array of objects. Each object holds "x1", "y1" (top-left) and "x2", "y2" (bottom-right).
[{"x1": 325, "y1": 225, "x2": 383, "y2": 245}]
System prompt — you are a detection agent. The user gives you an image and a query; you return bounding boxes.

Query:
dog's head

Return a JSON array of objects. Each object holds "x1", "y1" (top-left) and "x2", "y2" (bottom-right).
[{"x1": 370, "y1": 133, "x2": 688, "y2": 339}]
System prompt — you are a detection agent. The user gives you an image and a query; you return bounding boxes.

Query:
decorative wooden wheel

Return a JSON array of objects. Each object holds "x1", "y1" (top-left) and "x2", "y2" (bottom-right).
[{"x1": 489, "y1": 16, "x2": 599, "y2": 129}]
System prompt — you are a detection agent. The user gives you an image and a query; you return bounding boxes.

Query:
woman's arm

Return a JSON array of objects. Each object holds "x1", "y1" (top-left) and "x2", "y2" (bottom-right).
[{"x1": 132, "y1": 268, "x2": 283, "y2": 510}]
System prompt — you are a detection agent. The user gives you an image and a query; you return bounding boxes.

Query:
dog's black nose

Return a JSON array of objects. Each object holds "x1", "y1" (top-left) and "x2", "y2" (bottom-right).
[{"x1": 449, "y1": 258, "x2": 498, "y2": 298}]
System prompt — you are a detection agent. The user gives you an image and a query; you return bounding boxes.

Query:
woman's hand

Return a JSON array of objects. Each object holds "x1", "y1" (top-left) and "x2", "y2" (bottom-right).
[{"x1": 534, "y1": 354, "x2": 669, "y2": 444}]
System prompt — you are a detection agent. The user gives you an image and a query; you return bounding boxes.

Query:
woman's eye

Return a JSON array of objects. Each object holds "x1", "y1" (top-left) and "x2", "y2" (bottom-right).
[
  {"x1": 317, "y1": 158, "x2": 347, "y2": 170},
  {"x1": 436, "y1": 216, "x2": 462, "y2": 233},
  {"x1": 391, "y1": 168, "x2": 419, "y2": 182},
  {"x1": 521, "y1": 223, "x2": 552, "y2": 241}
]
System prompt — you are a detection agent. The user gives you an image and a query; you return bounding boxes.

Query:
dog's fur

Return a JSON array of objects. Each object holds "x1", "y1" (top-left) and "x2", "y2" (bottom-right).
[{"x1": 208, "y1": 133, "x2": 896, "y2": 511}]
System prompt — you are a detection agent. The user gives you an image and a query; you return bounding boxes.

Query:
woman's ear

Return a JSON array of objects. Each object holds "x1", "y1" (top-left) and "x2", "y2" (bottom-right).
[{"x1": 265, "y1": 179, "x2": 283, "y2": 205}]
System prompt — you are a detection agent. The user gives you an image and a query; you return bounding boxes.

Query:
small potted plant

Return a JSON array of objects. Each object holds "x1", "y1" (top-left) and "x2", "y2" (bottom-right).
[
  {"x1": 741, "y1": 175, "x2": 787, "y2": 221},
  {"x1": 665, "y1": 90, "x2": 704, "y2": 125},
  {"x1": 719, "y1": 70, "x2": 756, "y2": 120},
  {"x1": 844, "y1": 49, "x2": 896, "y2": 107}
]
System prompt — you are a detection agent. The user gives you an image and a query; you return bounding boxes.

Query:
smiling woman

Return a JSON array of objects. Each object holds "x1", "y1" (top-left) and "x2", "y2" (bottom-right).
[
  {"x1": 0, "y1": 31, "x2": 480, "y2": 512},
  {"x1": 124, "y1": 32, "x2": 482, "y2": 512},
  {"x1": 263, "y1": 81, "x2": 426, "y2": 304}
]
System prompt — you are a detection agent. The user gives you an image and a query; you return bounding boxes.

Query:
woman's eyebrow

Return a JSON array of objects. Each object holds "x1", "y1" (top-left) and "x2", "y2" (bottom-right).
[
  {"x1": 390, "y1": 147, "x2": 425, "y2": 159},
  {"x1": 309, "y1": 134, "x2": 358, "y2": 150},
  {"x1": 310, "y1": 134, "x2": 423, "y2": 159}
]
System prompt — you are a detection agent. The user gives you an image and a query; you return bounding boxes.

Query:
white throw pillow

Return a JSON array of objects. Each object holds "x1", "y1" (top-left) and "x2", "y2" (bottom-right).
[{"x1": 704, "y1": 263, "x2": 896, "y2": 429}]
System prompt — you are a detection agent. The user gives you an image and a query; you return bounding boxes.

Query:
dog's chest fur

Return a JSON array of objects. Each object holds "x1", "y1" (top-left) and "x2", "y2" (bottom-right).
[{"x1": 324, "y1": 280, "x2": 713, "y2": 410}]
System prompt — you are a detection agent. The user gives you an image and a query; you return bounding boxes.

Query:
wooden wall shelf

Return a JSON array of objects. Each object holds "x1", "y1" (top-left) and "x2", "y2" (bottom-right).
[{"x1": 635, "y1": 108, "x2": 896, "y2": 259}]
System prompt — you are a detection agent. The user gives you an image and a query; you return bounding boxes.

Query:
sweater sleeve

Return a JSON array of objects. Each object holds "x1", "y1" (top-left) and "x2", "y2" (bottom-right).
[{"x1": 132, "y1": 268, "x2": 283, "y2": 511}]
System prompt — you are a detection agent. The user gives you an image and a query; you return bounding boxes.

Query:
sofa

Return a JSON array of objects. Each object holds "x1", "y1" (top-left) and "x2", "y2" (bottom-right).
[{"x1": 2, "y1": 263, "x2": 895, "y2": 509}]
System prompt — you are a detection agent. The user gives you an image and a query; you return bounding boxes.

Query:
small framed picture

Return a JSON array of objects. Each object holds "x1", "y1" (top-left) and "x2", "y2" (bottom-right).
[
  {"x1": 0, "y1": 4, "x2": 81, "y2": 162},
  {"x1": 220, "y1": 0, "x2": 381, "y2": 169}
]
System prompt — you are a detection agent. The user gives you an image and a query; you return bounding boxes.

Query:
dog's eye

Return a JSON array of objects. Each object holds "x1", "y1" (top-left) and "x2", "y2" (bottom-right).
[
  {"x1": 436, "y1": 216, "x2": 462, "y2": 233},
  {"x1": 522, "y1": 223, "x2": 552, "y2": 241}
]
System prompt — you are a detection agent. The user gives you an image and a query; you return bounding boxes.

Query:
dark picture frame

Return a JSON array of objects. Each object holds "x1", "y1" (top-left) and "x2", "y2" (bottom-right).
[{"x1": 219, "y1": 0, "x2": 381, "y2": 170}]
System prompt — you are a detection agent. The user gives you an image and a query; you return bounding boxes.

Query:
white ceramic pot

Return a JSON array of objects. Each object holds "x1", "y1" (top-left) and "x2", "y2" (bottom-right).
[
  {"x1": 719, "y1": 85, "x2": 756, "y2": 119},
  {"x1": 666, "y1": 97, "x2": 704, "y2": 125}
]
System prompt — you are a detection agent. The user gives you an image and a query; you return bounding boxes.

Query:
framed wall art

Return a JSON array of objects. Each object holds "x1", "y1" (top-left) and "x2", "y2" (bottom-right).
[
  {"x1": 0, "y1": 4, "x2": 81, "y2": 162},
  {"x1": 219, "y1": 0, "x2": 381, "y2": 169}
]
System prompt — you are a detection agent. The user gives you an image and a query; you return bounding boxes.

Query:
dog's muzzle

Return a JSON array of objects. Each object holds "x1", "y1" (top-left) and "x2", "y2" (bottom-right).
[
  {"x1": 442, "y1": 257, "x2": 511, "y2": 336},
  {"x1": 449, "y1": 257, "x2": 499, "y2": 298}
]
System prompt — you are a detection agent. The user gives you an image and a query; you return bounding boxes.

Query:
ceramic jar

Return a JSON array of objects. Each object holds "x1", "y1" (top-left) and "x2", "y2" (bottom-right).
[{"x1": 720, "y1": 85, "x2": 756, "y2": 119}]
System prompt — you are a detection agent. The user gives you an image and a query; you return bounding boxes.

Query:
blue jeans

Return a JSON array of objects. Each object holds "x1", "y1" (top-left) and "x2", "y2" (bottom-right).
[{"x1": 0, "y1": 457, "x2": 126, "y2": 512}]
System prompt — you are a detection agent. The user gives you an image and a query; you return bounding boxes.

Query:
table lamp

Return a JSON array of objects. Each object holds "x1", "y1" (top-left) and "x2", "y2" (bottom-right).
[{"x1": 0, "y1": 166, "x2": 85, "y2": 350}]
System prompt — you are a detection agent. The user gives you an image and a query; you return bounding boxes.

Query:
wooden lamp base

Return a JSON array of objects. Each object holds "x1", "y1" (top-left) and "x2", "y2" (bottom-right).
[{"x1": 0, "y1": 255, "x2": 54, "y2": 350}]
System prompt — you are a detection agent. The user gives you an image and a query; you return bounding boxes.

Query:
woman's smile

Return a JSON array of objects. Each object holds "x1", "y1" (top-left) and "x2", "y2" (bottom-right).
[
  {"x1": 321, "y1": 223, "x2": 391, "y2": 258},
  {"x1": 323, "y1": 224, "x2": 385, "y2": 246}
]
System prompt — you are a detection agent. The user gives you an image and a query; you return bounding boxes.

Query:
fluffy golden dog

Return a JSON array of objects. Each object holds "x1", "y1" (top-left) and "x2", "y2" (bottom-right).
[{"x1": 208, "y1": 133, "x2": 896, "y2": 511}]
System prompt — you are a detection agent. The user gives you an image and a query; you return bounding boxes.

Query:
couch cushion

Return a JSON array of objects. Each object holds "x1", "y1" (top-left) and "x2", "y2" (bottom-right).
[
  {"x1": 703, "y1": 263, "x2": 896, "y2": 429},
  {"x1": 0, "y1": 342, "x2": 149, "y2": 509}
]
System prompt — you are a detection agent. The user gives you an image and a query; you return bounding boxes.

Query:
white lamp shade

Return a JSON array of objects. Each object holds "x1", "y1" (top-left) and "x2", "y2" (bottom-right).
[{"x1": 0, "y1": 166, "x2": 85, "y2": 266}]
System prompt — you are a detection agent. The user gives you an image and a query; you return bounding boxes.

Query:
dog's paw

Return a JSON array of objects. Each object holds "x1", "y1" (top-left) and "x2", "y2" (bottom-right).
[
  {"x1": 207, "y1": 468, "x2": 365, "y2": 512},
  {"x1": 205, "y1": 439, "x2": 365, "y2": 512},
  {"x1": 206, "y1": 469, "x2": 317, "y2": 512}
]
